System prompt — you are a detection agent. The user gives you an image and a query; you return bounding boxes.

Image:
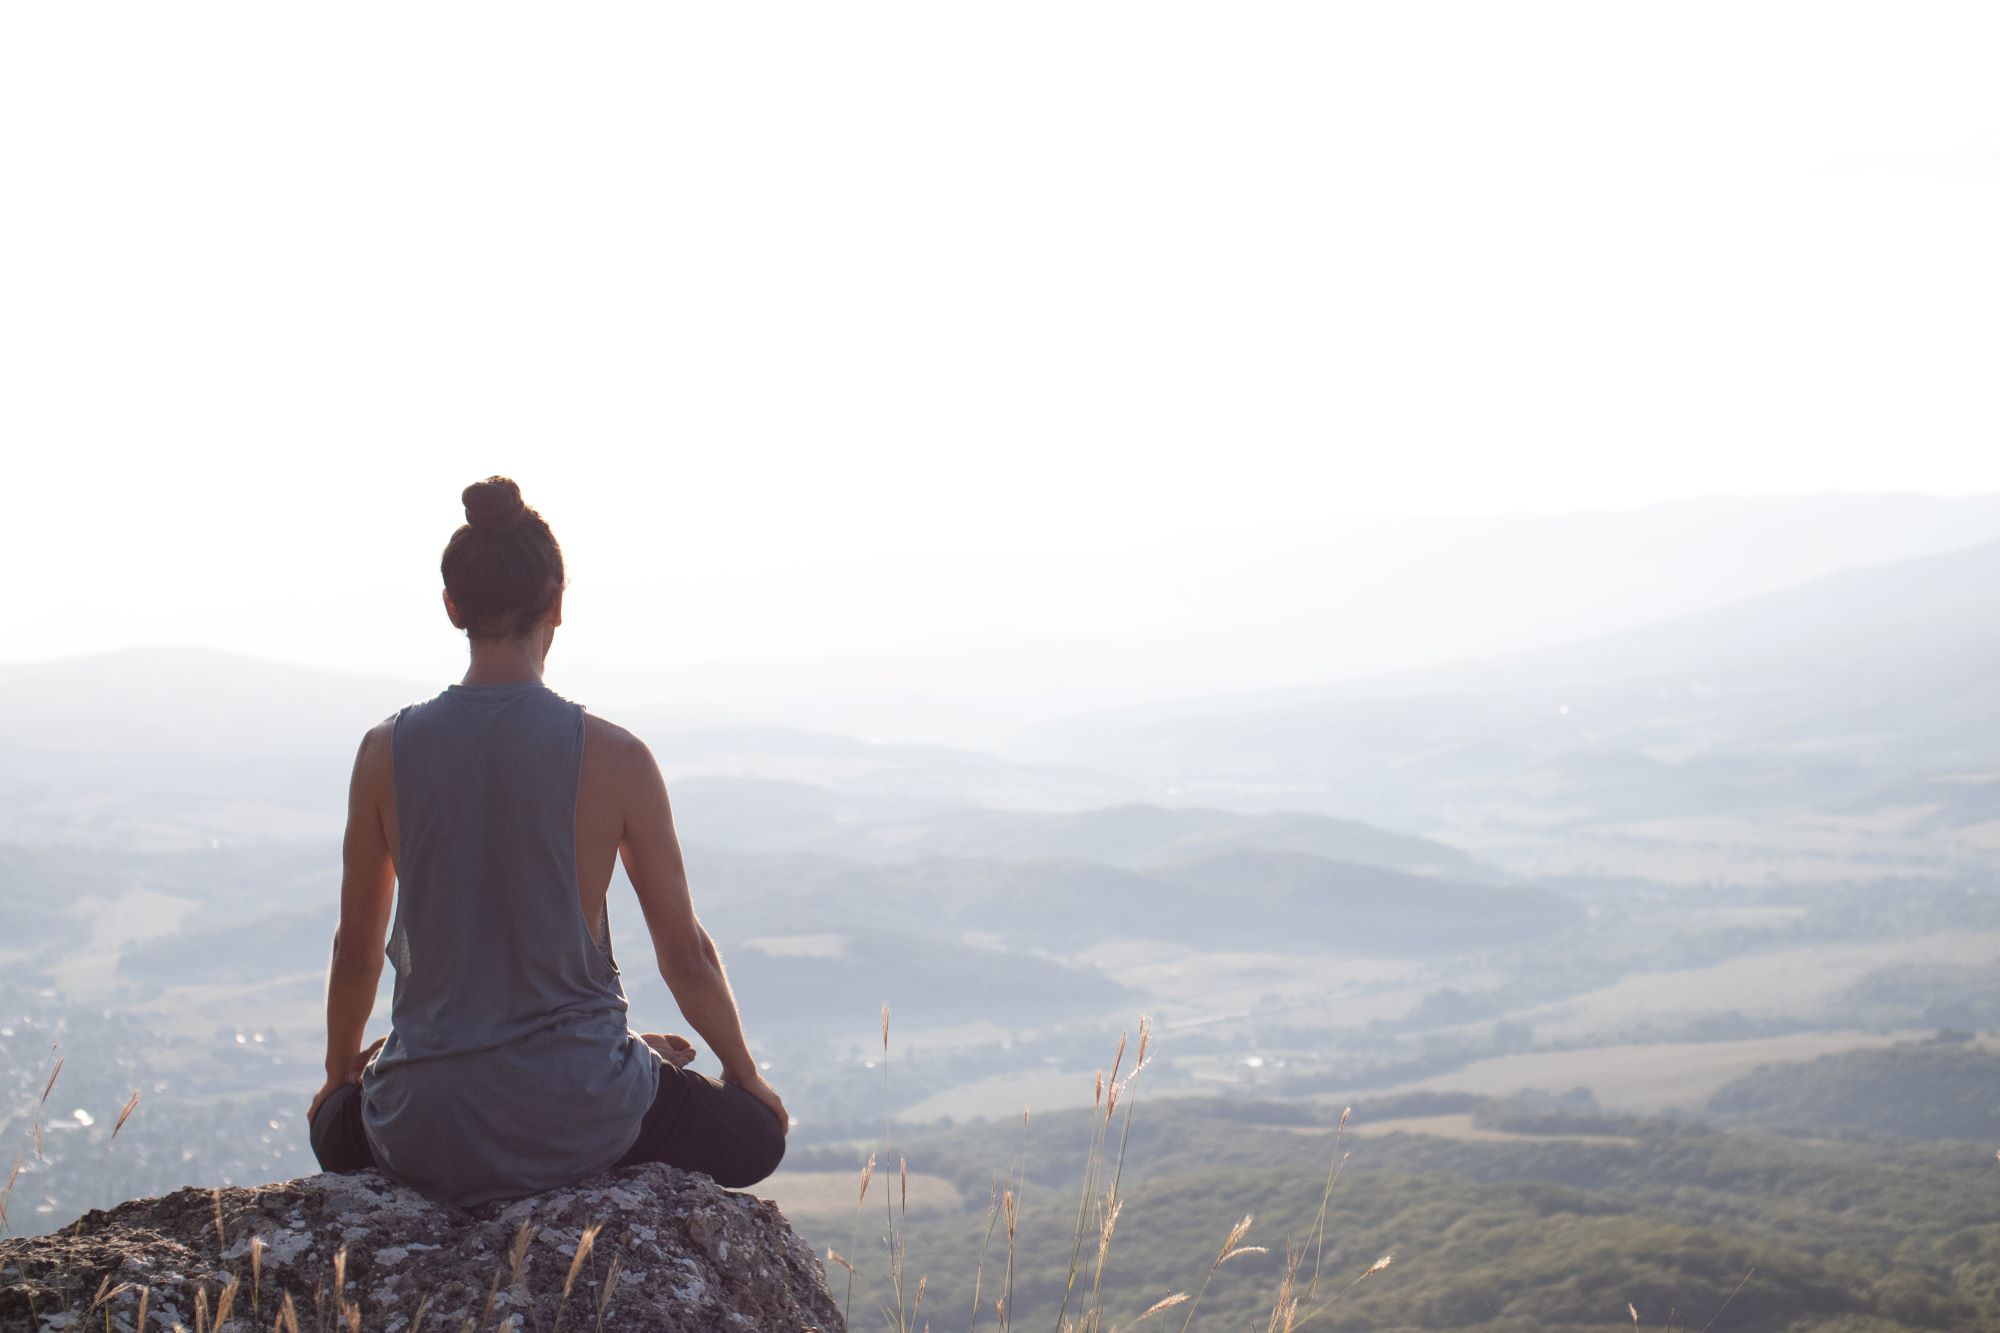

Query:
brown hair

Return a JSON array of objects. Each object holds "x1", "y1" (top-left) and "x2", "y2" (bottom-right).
[{"x1": 441, "y1": 476, "x2": 566, "y2": 641}]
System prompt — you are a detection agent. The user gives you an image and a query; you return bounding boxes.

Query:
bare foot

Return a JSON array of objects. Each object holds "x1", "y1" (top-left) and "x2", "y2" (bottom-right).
[{"x1": 639, "y1": 1032, "x2": 697, "y2": 1067}]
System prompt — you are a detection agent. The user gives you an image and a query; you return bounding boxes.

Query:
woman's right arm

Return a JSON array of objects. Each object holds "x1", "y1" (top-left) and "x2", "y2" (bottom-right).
[{"x1": 617, "y1": 733, "x2": 788, "y2": 1133}]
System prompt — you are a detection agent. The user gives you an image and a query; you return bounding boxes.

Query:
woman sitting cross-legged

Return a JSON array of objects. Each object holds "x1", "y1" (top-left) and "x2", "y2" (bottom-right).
[{"x1": 307, "y1": 475, "x2": 786, "y2": 1204}]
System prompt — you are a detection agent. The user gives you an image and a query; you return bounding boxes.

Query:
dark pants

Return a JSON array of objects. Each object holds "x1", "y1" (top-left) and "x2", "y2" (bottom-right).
[{"x1": 310, "y1": 1062, "x2": 786, "y2": 1191}]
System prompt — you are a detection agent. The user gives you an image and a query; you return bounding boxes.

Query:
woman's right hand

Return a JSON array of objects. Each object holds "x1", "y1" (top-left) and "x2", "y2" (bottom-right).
[{"x1": 723, "y1": 1067, "x2": 789, "y2": 1135}]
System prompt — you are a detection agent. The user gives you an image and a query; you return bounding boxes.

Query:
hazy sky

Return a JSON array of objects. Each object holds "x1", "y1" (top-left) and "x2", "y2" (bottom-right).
[{"x1": 4, "y1": 4, "x2": 1997, "y2": 733}]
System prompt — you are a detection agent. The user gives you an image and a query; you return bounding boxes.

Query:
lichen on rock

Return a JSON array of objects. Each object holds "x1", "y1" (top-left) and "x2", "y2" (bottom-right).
[{"x1": 0, "y1": 1163, "x2": 842, "y2": 1332}]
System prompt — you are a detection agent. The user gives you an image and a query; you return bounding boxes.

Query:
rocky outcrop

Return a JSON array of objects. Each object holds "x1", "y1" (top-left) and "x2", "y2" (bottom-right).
[{"x1": 0, "y1": 1164, "x2": 843, "y2": 1332}]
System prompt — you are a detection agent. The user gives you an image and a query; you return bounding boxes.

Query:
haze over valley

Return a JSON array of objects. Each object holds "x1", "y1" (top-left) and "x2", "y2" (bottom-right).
[{"x1": 5, "y1": 495, "x2": 2000, "y2": 1327}]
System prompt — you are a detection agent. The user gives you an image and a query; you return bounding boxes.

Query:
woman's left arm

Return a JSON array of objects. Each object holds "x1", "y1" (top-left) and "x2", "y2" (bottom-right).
[{"x1": 312, "y1": 721, "x2": 397, "y2": 1121}]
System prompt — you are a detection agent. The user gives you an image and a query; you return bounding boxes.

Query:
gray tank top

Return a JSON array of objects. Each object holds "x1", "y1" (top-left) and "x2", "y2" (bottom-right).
[{"x1": 360, "y1": 679, "x2": 659, "y2": 1206}]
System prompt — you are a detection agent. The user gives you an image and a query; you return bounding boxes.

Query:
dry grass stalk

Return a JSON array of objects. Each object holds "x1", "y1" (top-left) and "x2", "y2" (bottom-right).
[
  {"x1": 1057, "y1": 1035, "x2": 1123, "y2": 1328},
  {"x1": 409, "y1": 1293, "x2": 433, "y2": 1333},
  {"x1": 1003, "y1": 1107, "x2": 1028, "y2": 1331},
  {"x1": 561, "y1": 1222, "x2": 603, "y2": 1302},
  {"x1": 506, "y1": 1222, "x2": 535, "y2": 1291},
  {"x1": 136, "y1": 1285, "x2": 151, "y2": 1332},
  {"x1": 195, "y1": 1284, "x2": 210, "y2": 1333},
  {"x1": 275, "y1": 1290, "x2": 299, "y2": 1333},
  {"x1": 1000, "y1": 1188, "x2": 1018, "y2": 1333},
  {"x1": 1285, "y1": 1251, "x2": 1395, "y2": 1332},
  {"x1": 842, "y1": 1153, "x2": 875, "y2": 1325},
  {"x1": 40, "y1": 1054, "x2": 63, "y2": 1107},
  {"x1": 0, "y1": 1149, "x2": 22, "y2": 1230},
  {"x1": 252, "y1": 1235, "x2": 266, "y2": 1317},
  {"x1": 1699, "y1": 1268, "x2": 1755, "y2": 1333},
  {"x1": 1088, "y1": 1019, "x2": 1151, "y2": 1329},
  {"x1": 876, "y1": 1002, "x2": 909, "y2": 1333},
  {"x1": 552, "y1": 1221, "x2": 604, "y2": 1333},
  {"x1": 1301, "y1": 1105, "x2": 1352, "y2": 1309},
  {"x1": 968, "y1": 1175, "x2": 1002, "y2": 1332},
  {"x1": 111, "y1": 1091, "x2": 141, "y2": 1140},
  {"x1": 212, "y1": 1189, "x2": 227, "y2": 1260},
  {"x1": 593, "y1": 1253, "x2": 622, "y2": 1333},
  {"x1": 1177, "y1": 1215, "x2": 1256, "y2": 1333},
  {"x1": 214, "y1": 1276, "x2": 239, "y2": 1331},
  {"x1": 1124, "y1": 1292, "x2": 1189, "y2": 1329},
  {"x1": 1263, "y1": 1242, "x2": 1304, "y2": 1333}
]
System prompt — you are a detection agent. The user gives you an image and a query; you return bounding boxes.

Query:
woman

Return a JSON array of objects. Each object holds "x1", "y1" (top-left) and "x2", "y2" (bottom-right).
[{"x1": 306, "y1": 476, "x2": 787, "y2": 1205}]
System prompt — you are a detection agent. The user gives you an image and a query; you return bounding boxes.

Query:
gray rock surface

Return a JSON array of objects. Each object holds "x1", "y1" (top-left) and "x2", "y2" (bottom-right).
[{"x1": 0, "y1": 1164, "x2": 843, "y2": 1332}]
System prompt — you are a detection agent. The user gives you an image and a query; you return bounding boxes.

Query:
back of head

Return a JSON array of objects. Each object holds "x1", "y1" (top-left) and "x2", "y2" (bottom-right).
[{"x1": 441, "y1": 476, "x2": 566, "y2": 640}]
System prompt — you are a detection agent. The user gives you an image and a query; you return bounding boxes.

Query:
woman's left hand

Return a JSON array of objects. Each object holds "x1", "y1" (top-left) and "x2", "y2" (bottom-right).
[{"x1": 640, "y1": 1032, "x2": 697, "y2": 1067}]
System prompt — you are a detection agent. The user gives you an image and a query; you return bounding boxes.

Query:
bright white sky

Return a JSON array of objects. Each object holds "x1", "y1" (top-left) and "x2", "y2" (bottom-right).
[{"x1": 4, "y1": 3, "x2": 1997, "y2": 736}]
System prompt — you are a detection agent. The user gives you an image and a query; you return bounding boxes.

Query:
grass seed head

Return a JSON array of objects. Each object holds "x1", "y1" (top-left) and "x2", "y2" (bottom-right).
[
  {"x1": 0, "y1": 1151, "x2": 22, "y2": 1227},
  {"x1": 112, "y1": 1091, "x2": 141, "y2": 1140},
  {"x1": 507, "y1": 1222, "x2": 535, "y2": 1287},
  {"x1": 1130, "y1": 1292, "x2": 1189, "y2": 1327},
  {"x1": 561, "y1": 1222, "x2": 603, "y2": 1301}
]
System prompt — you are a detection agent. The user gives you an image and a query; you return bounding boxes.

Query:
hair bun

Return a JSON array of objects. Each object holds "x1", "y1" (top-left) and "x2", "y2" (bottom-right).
[{"x1": 463, "y1": 476, "x2": 528, "y2": 530}]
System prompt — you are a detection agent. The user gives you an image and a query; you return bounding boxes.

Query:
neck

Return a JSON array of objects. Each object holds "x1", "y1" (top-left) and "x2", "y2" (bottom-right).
[{"x1": 461, "y1": 635, "x2": 547, "y2": 687}]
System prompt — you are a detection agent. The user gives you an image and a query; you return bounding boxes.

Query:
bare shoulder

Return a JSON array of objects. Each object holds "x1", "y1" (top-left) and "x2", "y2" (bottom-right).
[
  {"x1": 582, "y1": 712, "x2": 657, "y2": 779},
  {"x1": 346, "y1": 716, "x2": 397, "y2": 827},
  {"x1": 354, "y1": 716, "x2": 396, "y2": 777}
]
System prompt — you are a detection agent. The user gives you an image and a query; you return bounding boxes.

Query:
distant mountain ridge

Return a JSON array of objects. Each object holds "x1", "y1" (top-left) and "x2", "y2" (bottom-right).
[{"x1": 1024, "y1": 535, "x2": 2000, "y2": 851}]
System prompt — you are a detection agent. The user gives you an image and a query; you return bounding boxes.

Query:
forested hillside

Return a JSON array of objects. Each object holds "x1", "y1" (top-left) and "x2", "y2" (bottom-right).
[{"x1": 778, "y1": 1095, "x2": 2000, "y2": 1332}]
